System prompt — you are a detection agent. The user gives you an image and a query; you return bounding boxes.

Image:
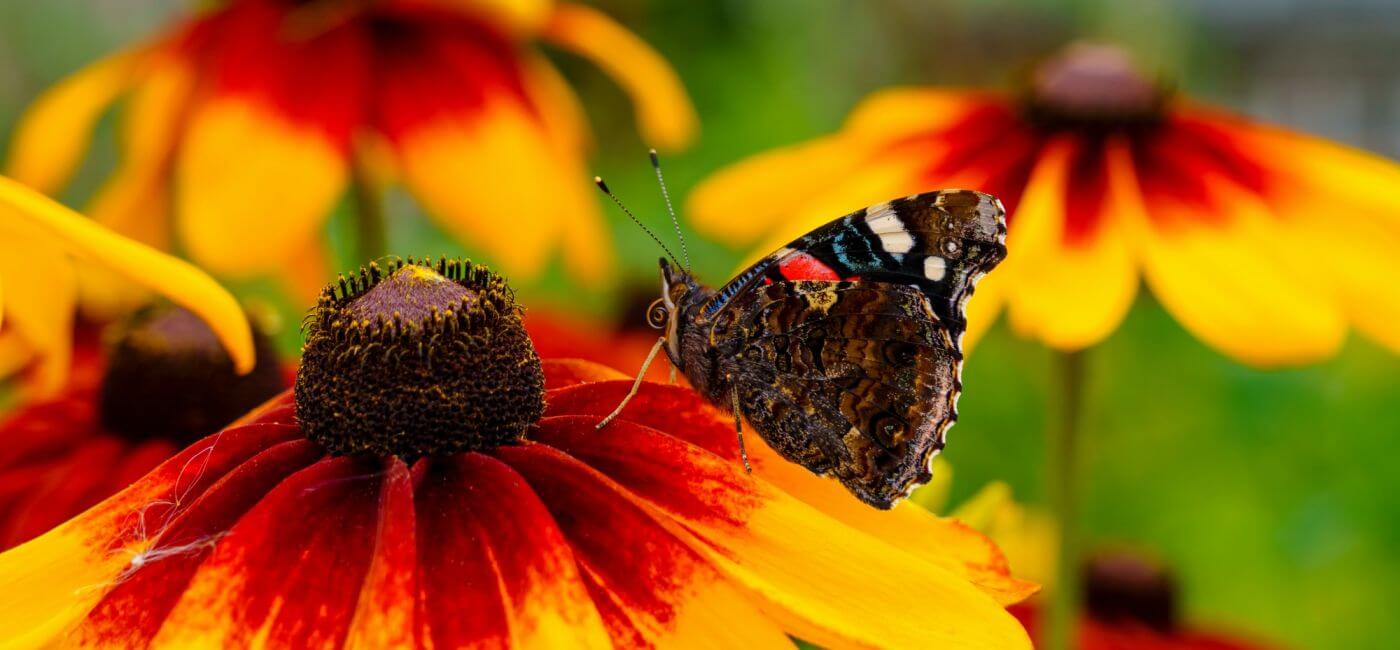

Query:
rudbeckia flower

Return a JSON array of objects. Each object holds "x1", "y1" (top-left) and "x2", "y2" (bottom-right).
[
  {"x1": 0, "y1": 307, "x2": 286, "y2": 551},
  {"x1": 1012, "y1": 552, "x2": 1276, "y2": 650},
  {"x1": 690, "y1": 43, "x2": 1400, "y2": 366},
  {"x1": 0, "y1": 259, "x2": 1035, "y2": 649},
  {"x1": 0, "y1": 175, "x2": 252, "y2": 397},
  {"x1": 6, "y1": 0, "x2": 697, "y2": 293}
]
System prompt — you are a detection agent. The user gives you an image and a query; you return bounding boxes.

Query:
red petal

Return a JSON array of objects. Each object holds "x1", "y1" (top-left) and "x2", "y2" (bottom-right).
[
  {"x1": 140, "y1": 456, "x2": 384, "y2": 647},
  {"x1": 493, "y1": 443, "x2": 718, "y2": 642},
  {"x1": 186, "y1": 1, "x2": 370, "y2": 147},
  {"x1": 416, "y1": 453, "x2": 610, "y2": 648},
  {"x1": 543, "y1": 381, "x2": 740, "y2": 462},
  {"x1": 76, "y1": 439, "x2": 324, "y2": 647},
  {"x1": 370, "y1": 11, "x2": 528, "y2": 140}
]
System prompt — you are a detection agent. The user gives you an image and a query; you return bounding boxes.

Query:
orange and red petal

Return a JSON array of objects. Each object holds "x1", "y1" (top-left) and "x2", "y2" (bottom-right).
[
  {"x1": 1001, "y1": 136, "x2": 1138, "y2": 350},
  {"x1": 1129, "y1": 117, "x2": 1348, "y2": 366},
  {"x1": 1176, "y1": 107, "x2": 1400, "y2": 354},
  {"x1": 417, "y1": 452, "x2": 612, "y2": 648}
]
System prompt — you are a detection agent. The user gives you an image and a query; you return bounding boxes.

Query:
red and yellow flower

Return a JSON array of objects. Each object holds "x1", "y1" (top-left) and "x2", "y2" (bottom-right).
[
  {"x1": 690, "y1": 43, "x2": 1400, "y2": 366},
  {"x1": 0, "y1": 259, "x2": 1036, "y2": 648},
  {"x1": 0, "y1": 175, "x2": 252, "y2": 397},
  {"x1": 0, "y1": 309, "x2": 287, "y2": 552},
  {"x1": 6, "y1": 0, "x2": 697, "y2": 295}
]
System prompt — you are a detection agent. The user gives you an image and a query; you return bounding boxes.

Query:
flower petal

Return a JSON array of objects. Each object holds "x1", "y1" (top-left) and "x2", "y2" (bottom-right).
[
  {"x1": 0, "y1": 226, "x2": 76, "y2": 395},
  {"x1": 496, "y1": 439, "x2": 794, "y2": 648},
  {"x1": 1130, "y1": 134, "x2": 1347, "y2": 366},
  {"x1": 542, "y1": 3, "x2": 697, "y2": 150},
  {"x1": 143, "y1": 456, "x2": 382, "y2": 648},
  {"x1": 5, "y1": 50, "x2": 139, "y2": 193},
  {"x1": 686, "y1": 135, "x2": 870, "y2": 246},
  {"x1": 74, "y1": 439, "x2": 325, "y2": 647},
  {"x1": 844, "y1": 87, "x2": 1003, "y2": 143},
  {"x1": 532, "y1": 413, "x2": 1033, "y2": 649},
  {"x1": 0, "y1": 175, "x2": 257, "y2": 374},
  {"x1": 175, "y1": 97, "x2": 347, "y2": 276},
  {"x1": 342, "y1": 460, "x2": 417, "y2": 649},
  {"x1": 417, "y1": 452, "x2": 612, "y2": 649},
  {"x1": 541, "y1": 358, "x2": 629, "y2": 389},
  {"x1": 1003, "y1": 136, "x2": 1138, "y2": 350},
  {"x1": 394, "y1": 100, "x2": 608, "y2": 285},
  {"x1": 0, "y1": 415, "x2": 301, "y2": 646},
  {"x1": 1202, "y1": 112, "x2": 1400, "y2": 354}
]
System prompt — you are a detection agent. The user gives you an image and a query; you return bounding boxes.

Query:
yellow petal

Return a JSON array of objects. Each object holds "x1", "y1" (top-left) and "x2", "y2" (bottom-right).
[
  {"x1": 0, "y1": 525, "x2": 134, "y2": 649},
  {"x1": 844, "y1": 87, "x2": 996, "y2": 142},
  {"x1": 0, "y1": 175, "x2": 254, "y2": 374},
  {"x1": 687, "y1": 135, "x2": 869, "y2": 246},
  {"x1": 176, "y1": 98, "x2": 346, "y2": 276},
  {"x1": 750, "y1": 443, "x2": 1036, "y2": 606},
  {"x1": 522, "y1": 54, "x2": 590, "y2": 154},
  {"x1": 0, "y1": 225, "x2": 74, "y2": 396},
  {"x1": 397, "y1": 100, "x2": 610, "y2": 285},
  {"x1": 543, "y1": 3, "x2": 697, "y2": 151},
  {"x1": 691, "y1": 481, "x2": 1032, "y2": 649},
  {"x1": 1004, "y1": 137, "x2": 1138, "y2": 350},
  {"x1": 1131, "y1": 170, "x2": 1346, "y2": 367},
  {"x1": 5, "y1": 50, "x2": 140, "y2": 193}
]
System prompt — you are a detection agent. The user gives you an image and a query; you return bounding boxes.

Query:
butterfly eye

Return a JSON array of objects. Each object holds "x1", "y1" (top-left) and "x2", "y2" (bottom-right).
[{"x1": 646, "y1": 298, "x2": 670, "y2": 329}]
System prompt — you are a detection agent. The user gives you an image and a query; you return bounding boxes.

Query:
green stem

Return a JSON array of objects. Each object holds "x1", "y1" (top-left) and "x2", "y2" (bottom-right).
[
  {"x1": 1044, "y1": 348, "x2": 1087, "y2": 650},
  {"x1": 350, "y1": 162, "x2": 387, "y2": 264}
]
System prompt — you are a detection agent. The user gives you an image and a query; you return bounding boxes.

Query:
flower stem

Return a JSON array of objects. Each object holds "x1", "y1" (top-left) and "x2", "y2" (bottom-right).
[
  {"x1": 1044, "y1": 348, "x2": 1087, "y2": 650},
  {"x1": 350, "y1": 161, "x2": 387, "y2": 264}
]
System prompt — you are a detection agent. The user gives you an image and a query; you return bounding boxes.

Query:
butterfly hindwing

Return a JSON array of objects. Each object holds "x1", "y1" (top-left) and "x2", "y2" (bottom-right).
[
  {"x1": 724, "y1": 280, "x2": 960, "y2": 507},
  {"x1": 698, "y1": 189, "x2": 1006, "y2": 508}
]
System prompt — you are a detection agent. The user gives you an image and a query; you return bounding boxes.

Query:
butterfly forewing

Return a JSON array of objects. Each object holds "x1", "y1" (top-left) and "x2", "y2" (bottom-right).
[{"x1": 698, "y1": 190, "x2": 1007, "y2": 508}]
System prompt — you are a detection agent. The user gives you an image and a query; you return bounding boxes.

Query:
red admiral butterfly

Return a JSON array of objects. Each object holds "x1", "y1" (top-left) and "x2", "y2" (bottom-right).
[{"x1": 596, "y1": 154, "x2": 1007, "y2": 509}]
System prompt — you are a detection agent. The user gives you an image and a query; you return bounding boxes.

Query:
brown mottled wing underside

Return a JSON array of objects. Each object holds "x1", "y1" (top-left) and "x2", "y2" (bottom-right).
[{"x1": 728, "y1": 280, "x2": 962, "y2": 508}]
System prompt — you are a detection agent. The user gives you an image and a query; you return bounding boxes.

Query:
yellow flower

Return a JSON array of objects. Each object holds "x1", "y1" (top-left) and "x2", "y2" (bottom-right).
[
  {"x1": 6, "y1": 0, "x2": 697, "y2": 295},
  {"x1": 0, "y1": 175, "x2": 252, "y2": 397},
  {"x1": 690, "y1": 43, "x2": 1400, "y2": 366}
]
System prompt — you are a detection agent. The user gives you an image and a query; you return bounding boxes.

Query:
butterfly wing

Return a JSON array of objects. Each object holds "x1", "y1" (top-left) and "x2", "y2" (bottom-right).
[{"x1": 710, "y1": 190, "x2": 1007, "y2": 508}]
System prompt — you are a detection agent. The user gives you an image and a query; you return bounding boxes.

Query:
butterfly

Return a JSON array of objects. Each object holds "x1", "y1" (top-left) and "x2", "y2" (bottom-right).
[{"x1": 596, "y1": 156, "x2": 1007, "y2": 509}]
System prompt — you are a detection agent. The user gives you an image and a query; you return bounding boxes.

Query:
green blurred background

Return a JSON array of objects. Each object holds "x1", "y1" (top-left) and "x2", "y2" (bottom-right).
[{"x1": 2, "y1": 1, "x2": 1398, "y2": 648}]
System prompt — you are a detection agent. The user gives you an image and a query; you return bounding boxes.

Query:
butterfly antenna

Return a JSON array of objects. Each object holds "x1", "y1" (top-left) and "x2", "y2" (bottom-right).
[
  {"x1": 649, "y1": 149, "x2": 691, "y2": 272},
  {"x1": 594, "y1": 176, "x2": 680, "y2": 266}
]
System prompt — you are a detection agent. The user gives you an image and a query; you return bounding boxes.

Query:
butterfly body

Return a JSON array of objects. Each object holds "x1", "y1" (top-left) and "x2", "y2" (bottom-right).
[{"x1": 656, "y1": 189, "x2": 1007, "y2": 509}]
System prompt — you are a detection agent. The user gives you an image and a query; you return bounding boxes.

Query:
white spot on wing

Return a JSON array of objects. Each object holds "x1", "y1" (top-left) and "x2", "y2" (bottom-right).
[
  {"x1": 864, "y1": 202, "x2": 914, "y2": 255},
  {"x1": 924, "y1": 256, "x2": 947, "y2": 281},
  {"x1": 879, "y1": 231, "x2": 914, "y2": 255}
]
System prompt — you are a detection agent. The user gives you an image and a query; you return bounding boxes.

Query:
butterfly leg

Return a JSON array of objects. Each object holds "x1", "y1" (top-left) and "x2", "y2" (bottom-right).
[
  {"x1": 731, "y1": 384, "x2": 753, "y2": 474},
  {"x1": 596, "y1": 336, "x2": 667, "y2": 430}
]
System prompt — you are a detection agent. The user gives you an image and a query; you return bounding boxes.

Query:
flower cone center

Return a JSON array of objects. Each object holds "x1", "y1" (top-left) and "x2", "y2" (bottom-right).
[
  {"x1": 295, "y1": 259, "x2": 545, "y2": 458},
  {"x1": 1025, "y1": 43, "x2": 1166, "y2": 129},
  {"x1": 99, "y1": 306, "x2": 283, "y2": 444}
]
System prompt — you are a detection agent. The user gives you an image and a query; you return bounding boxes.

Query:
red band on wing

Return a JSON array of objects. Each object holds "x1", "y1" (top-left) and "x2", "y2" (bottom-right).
[{"x1": 778, "y1": 252, "x2": 841, "y2": 281}]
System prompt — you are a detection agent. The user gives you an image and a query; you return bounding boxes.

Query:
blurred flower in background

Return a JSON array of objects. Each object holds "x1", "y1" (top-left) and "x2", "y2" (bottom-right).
[
  {"x1": 0, "y1": 307, "x2": 285, "y2": 551},
  {"x1": 690, "y1": 43, "x2": 1400, "y2": 367},
  {"x1": 1012, "y1": 552, "x2": 1276, "y2": 650},
  {"x1": 5, "y1": 0, "x2": 697, "y2": 298},
  {"x1": 0, "y1": 175, "x2": 252, "y2": 397}
]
